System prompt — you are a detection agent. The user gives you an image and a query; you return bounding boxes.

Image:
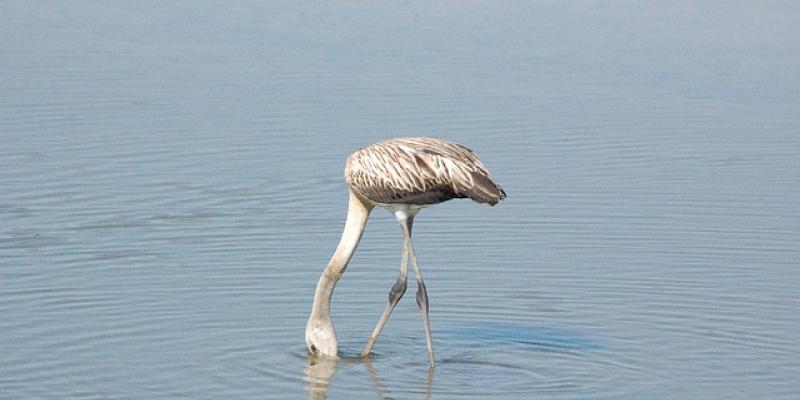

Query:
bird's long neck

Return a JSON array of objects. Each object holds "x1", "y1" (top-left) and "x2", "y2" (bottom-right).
[{"x1": 310, "y1": 189, "x2": 373, "y2": 319}]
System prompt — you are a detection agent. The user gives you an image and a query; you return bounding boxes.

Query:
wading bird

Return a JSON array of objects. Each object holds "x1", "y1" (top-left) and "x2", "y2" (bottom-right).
[{"x1": 305, "y1": 137, "x2": 506, "y2": 367}]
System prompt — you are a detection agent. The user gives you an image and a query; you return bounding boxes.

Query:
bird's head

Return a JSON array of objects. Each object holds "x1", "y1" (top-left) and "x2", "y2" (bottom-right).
[{"x1": 305, "y1": 316, "x2": 338, "y2": 358}]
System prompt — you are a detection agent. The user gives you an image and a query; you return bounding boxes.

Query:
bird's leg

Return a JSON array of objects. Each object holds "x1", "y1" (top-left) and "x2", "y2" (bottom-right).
[
  {"x1": 401, "y1": 217, "x2": 436, "y2": 368},
  {"x1": 361, "y1": 233, "x2": 409, "y2": 357}
]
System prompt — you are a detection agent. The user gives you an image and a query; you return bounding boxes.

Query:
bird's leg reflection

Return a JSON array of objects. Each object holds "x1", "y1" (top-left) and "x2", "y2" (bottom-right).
[
  {"x1": 364, "y1": 357, "x2": 390, "y2": 399},
  {"x1": 364, "y1": 357, "x2": 435, "y2": 400},
  {"x1": 304, "y1": 356, "x2": 337, "y2": 400}
]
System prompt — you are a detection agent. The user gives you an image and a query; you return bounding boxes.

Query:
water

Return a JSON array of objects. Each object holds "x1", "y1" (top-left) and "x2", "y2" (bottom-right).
[{"x1": 2, "y1": 1, "x2": 799, "y2": 398}]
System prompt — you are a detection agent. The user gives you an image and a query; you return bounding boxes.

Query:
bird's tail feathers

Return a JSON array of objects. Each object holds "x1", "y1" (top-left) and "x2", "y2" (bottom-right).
[{"x1": 465, "y1": 172, "x2": 506, "y2": 206}]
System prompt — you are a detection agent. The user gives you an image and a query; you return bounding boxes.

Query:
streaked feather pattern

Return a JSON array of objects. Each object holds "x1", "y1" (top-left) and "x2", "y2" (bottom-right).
[{"x1": 345, "y1": 137, "x2": 506, "y2": 206}]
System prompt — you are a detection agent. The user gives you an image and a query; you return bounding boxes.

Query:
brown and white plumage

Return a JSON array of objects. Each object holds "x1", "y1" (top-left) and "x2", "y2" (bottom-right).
[
  {"x1": 306, "y1": 137, "x2": 505, "y2": 368},
  {"x1": 345, "y1": 137, "x2": 506, "y2": 206}
]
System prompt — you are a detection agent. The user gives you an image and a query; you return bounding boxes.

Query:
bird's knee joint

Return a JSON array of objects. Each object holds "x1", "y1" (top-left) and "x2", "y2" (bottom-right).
[
  {"x1": 388, "y1": 278, "x2": 407, "y2": 304},
  {"x1": 416, "y1": 284, "x2": 429, "y2": 311}
]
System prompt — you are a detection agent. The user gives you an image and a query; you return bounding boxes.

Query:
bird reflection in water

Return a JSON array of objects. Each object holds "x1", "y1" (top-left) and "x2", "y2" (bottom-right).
[
  {"x1": 304, "y1": 355, "x2": 434, "y2": 399},
  {"x1": 303, "y1": 356, "x2": 337, "y2": 400}
]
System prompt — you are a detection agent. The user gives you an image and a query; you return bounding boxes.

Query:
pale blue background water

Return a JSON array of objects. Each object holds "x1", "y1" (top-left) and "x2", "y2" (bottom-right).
[{"x1": 1, "y1": 1, "x2": 799, "y2": 399}]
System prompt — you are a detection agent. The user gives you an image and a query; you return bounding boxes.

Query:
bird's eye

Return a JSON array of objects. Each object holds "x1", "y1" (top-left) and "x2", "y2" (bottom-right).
[{"x1": 310, "y1": 345, "x2": 317, "y2": 353}]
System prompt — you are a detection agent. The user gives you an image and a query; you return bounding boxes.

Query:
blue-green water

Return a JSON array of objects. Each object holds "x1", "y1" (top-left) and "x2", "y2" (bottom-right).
[{"x1": 2, "y1": 1, "x2": 799, "y2": 399}]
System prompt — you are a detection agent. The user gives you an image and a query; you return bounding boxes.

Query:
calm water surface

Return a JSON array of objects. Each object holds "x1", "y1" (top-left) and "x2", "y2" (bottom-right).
[{"x1": 2, "y1": 1, "x2": 799, "y2": 399}]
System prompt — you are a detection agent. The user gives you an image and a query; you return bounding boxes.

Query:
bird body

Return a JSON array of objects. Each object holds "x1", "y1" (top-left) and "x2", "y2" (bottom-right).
[
  {"x1": 306, "y1": 137, "x2": 505, "y2": 367},
  {"x1": 345, "y1": 137, "x2": 505, "y2": 206}
]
